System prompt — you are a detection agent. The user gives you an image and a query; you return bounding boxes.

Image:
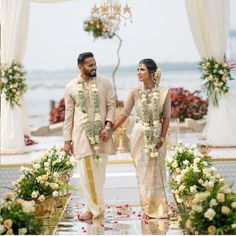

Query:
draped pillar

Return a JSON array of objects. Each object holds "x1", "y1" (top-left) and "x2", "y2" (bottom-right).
[
  {"x1": 185, "y1": 0, "x2": 236, "y2": 146},
  {"x1": 1, "y1": 0, "x2": 31, "y2": 154}
]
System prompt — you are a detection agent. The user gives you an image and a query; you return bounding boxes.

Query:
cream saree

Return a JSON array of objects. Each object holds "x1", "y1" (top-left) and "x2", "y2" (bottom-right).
[{"x1": 122, "y1": 87, "x2": 171, "y2": 218}]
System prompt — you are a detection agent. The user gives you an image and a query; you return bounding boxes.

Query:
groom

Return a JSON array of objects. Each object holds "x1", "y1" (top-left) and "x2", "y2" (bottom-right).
[{"x1": 63, "y1": 52, "x2": 116, "y2": 220}]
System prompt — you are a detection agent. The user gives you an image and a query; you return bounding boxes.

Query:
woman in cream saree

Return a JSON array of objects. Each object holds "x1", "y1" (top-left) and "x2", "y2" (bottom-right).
[{"x1": 111, "y1": 58, "x2": 171, "y2": 219}]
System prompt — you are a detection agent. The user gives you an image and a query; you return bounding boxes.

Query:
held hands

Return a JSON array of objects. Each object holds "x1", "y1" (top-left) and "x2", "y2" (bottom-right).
[
  {"x1": 100, "y1": 127, "x2": 113, "y2": 142},
  {"x1": 64, "y1": 141, "x2": 73, "y2": 156}
]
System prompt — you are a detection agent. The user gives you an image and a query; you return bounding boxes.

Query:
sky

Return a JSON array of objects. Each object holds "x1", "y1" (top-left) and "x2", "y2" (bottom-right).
[{"x1": 24, "y1": 0, "x2": 236, "y2": 71}]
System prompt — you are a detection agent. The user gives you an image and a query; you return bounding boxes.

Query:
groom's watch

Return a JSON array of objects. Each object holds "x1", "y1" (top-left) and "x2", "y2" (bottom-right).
[{"x1": 105, "y1": 126, "x2": 114, "y2": 133}]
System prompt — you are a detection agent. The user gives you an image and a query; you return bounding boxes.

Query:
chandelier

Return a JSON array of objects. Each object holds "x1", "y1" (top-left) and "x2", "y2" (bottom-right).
[{"x1": 90, "y1": 0, "x2": 132, "y2": 35}]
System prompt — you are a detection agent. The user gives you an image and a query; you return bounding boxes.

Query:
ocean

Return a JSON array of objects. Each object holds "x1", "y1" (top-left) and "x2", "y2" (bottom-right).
[{"x1": 25, "y1": 63, "x2": 236, "y2": 127}]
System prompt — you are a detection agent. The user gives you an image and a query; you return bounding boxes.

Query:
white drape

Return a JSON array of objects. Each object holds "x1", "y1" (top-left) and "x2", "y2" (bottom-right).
[
  {"x1": 0, "y1": 0, "x2": 31, "y2": 154},
  {"x1": 185, "y1": 0, "x2": 236, "y2": 146}
]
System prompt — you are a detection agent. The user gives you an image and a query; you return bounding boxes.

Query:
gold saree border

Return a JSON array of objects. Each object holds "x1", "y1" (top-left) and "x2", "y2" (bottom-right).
[{"x1": 84, "y1": 157, "x2": 98, "y2": 205}]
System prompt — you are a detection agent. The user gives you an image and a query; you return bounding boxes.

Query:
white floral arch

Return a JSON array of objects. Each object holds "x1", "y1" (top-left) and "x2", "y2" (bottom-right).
[{"x1": 0, "y1": 0, "x2": 234, "y2": 154}]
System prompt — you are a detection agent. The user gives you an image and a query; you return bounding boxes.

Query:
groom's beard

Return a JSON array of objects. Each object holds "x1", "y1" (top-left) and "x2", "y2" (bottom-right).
[{"x1": 85, "y1": 69, "x2": 97, "y2": 78}]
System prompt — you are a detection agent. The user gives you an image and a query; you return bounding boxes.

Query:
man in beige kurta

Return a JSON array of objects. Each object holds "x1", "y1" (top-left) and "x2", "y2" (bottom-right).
[{"x1": 63, "y1": 52, "x2": 116, "y2": 220}]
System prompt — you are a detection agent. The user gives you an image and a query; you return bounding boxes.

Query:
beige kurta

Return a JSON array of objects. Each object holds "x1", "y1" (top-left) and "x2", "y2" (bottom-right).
[
  {"x1": 122, "y1": 86, "x2": 171, "y2": 218},
  {"x1": 63, "y1": 75, "x2": 116, "y2": 158},
  {"x1": 63, "y1": 75, "x2": 116, "y2": 218}
]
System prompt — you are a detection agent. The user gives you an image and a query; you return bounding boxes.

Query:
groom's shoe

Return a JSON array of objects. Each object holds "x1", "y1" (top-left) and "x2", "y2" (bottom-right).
[{"x1": 78, "y1": 211, "x2": 93, "y2": 221}]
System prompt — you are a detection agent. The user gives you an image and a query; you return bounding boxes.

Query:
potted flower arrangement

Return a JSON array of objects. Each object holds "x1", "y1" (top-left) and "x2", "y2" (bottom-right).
[
  {"x1": 199, "y1": 58, "x2": 234, "y2": 106},
  {"x1": 0, "y1": 192, "x2": 42, "y2": 235},
  {"x1": 186, "y1": 184, "x2": 236, "y2": 235},
  {"x1": 13, "y1": 165, "x2": 64, "y2": 216},
  {"x1": 0, "y1": 61, "x2": 27, "y2": 107}
]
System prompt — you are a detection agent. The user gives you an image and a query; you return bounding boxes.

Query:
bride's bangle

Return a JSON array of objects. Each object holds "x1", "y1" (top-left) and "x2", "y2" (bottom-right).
[{"x1": 160, "y1": 136, "x2": 165, "y2": 143}]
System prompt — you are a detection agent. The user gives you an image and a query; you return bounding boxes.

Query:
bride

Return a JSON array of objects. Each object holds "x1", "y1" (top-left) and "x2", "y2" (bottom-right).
[{"x1": 105, "y1": 58, "x2": 171, "y2": 219}]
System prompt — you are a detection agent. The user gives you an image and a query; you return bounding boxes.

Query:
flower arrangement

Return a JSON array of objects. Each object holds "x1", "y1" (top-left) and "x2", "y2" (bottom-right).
[
  {"x1": 49, "y1": 98, "x2": 65, "y2": 124},
  {"x1": 38, "y1": 146, "x2": 74, "y2": 174},
  {"x1": 0, "y1": 192, "x2": 42, "y2": 235},
  {"x1": 187, "y1": 185, "x2": 236, "y2": 235},
  {"x1": 167, "y1": 144, "x2": 236, "y2": 235},
  {"x1": 77, "y1": 80, "x2": 103, "y2": 161},
  {"x1": 13, "y1": 164, "x2": 64, "y2": 201},
  {"x1": 167, "y1": 144, "x2": 213, "y2": 203},
  {"x1": 84, "y1": 17, "x2": 115, "y2": 39},
  {"x1": 140, "y1": 89, "x2": 160, "y2": 158},
  {"x1": 170, "y1": 88, "x2": 208, "y2": 122},
  {"x1": 0, "y1": 61, "x2": 27, "y2": 106},
  {"x1": 199, "y1": 58, "x2": 233, "y2": 106}
]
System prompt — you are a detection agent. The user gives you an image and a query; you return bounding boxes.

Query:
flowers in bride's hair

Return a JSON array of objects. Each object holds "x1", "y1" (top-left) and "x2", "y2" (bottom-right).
[
  {"x1": 0, "y1": 61, "x2": 27, "y2": 107},
  {"x1": 199, "y1": 58, "x2": 234, "y2": 106}
]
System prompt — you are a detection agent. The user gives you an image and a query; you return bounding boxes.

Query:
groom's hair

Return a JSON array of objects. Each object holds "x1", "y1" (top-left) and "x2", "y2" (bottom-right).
[{"x1": 77, "y1": 52, "x2": 94, "y2": 65}]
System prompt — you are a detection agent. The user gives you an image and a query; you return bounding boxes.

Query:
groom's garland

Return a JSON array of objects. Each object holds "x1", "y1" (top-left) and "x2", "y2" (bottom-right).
[
  {"x1": 141, "y1": 88, "x2": 161, "y2": 158},
  {"x1": 77, "y1": 79, "x2": 103, "y2": 161}
]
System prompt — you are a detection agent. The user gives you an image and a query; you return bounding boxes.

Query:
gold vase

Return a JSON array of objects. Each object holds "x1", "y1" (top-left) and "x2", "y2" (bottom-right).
[
  {"x1": 34, "y1": 196, "x2": 57, "y2": 216},
  {"x1": 183, "y1": 192, "x2": 194, "y2": 208}
]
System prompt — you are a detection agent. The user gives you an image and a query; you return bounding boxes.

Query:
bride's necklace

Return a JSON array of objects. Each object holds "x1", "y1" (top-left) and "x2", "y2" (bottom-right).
[
  {"x1": 140, "y1": 84, "x2": 161, "y2": 158},
  {"x1": 77, "y1": 78, "x2": 102, "y2": 161}
]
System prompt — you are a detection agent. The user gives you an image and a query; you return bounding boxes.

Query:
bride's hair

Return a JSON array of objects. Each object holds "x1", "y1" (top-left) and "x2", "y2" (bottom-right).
[{"x1": 139, "y1": 58, "x2": 161, "y2": 84}]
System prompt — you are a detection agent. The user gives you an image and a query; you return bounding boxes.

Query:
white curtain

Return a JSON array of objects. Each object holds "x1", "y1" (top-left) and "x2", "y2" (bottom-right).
[
  {"x1": 0, "y1": 0, "x2": 31, "y2": 154},
  {"x1": 185, "y1": 0, "x2": 236, "y2": 146}
]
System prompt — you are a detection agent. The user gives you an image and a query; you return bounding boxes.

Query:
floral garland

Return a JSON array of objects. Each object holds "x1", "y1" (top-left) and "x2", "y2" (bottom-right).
[
  {"x1": 77, "y1": 79, "x2": 103, "y2": 160},
  {"x1": 199, "y1": 58, "x2": 233, "y2": 106},
  {"x1": 141, "y1": 88, "x2": 161, "y2": 158},
  {"x1": 0, "y1": 61, "x2": 27, "y2": 107}
]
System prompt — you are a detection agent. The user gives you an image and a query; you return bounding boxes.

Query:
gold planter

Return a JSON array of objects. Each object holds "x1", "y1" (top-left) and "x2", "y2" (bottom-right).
[
  {"x1": 34, "y1": 196, "x2": 57, "y2": 216},
  {"x1": 183, "y1": 192, "x2": 194, "y2": 208}
]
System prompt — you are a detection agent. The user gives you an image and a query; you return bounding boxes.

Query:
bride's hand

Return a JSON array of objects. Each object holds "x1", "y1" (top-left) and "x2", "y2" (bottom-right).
[{"x1": 155, "y1": 141, "x2": 163, "y2": 150}]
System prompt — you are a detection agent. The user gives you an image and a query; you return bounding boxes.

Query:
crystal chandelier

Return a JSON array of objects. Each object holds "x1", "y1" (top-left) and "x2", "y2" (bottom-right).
[{"x1": 91, "y1": 0, "x2": 132, "y2": 35}]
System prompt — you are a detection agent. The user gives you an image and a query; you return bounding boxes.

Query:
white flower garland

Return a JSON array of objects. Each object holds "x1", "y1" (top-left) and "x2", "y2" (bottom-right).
[
  {"x1": 0, "y1": 61, "x2": 27, "y2": 107},
  {"x1": 77, "y1": 79, "x2": 103, "y2": 160},
  {"x1": 141, "y1": 87, "x2": 161, "y2": 158}
]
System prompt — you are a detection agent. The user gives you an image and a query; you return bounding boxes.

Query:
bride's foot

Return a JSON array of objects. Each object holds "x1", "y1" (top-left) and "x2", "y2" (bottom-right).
[{"x1": 78, "y1": 211, "x2": 93, "y2": 221}]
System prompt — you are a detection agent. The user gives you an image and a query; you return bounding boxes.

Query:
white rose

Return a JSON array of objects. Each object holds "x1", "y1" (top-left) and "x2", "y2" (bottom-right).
[
  {"x1": 33, "y1": 163, "x2": 40, "y2": 170},
  {"x1": 179, "y1": 185, "x2": 185, "y2": 191},
  {"x1": 190, "y1": 185, "x2": 197, "y2": 193},
  {"x1": 176, "y1": 168, "x2": 180, "y2": 173},
  {"x1": 216, "y1": 193, "x2": 225, "y2": 202},
  {"x1": 193, "y1": 205, "x2": 203, "y2": 213},
  {"x1": 204, "y1": 208, "x2": 216, "y2": 221},
  {"x1": 38, "y1": 195, "x2": 45, "y2": 202},
  {"x1": 22, "y1": 200, "x2": 35, "y2": 213},
  {"x1": 183, "y1": 160, "x2": 189, "y2": 165},
  {"x1": 18, "y1": 228, "x2": 27, "y2": 235},
  {"x1": 172, "y1": 160, "x2": 178, "y2": 168},
  {"x1": 94, "y1": 146, "x2": 99, "y2": 151},
  {"x1": 52, "y1": 191, "x2": 59, "y2": 197},
  {"x1": 209, "y1": 198, "x2": 218, "y2": 207},
  {"x1": 53, "y1": 172, "x2": 59, "y2": 178},
  {"x1": 193, "y1": 157, "x2": 200, "y2": 163},
  {"x1": 198, "y1": 179, "x2": 204, "y2": 184},
  {"x1": 219, "y1": 69, "x2": 224, "y2": 74},
  {"x1": 44, "y1": 162, "x2": 50, "y2": 167},
  {"x1": 31, "y1": 191, "x2": 38, "y2": 198},
  {"x1": 207, "y1": 181, "x2": 214, "y2": 189},
  {"x1": 221, "y1": 206, "x2": 230, "y2": 215},
  {"x1": 49, "y1": 183, "x2": 58, "y2": 190},
  {"x1": 231, "y1": 202, "x2": 236, "y2": 209},
  {"x1": 193, "y1": 166, "x2": 200, "y2": 173},
  {"x1": 232, "y1": 224, "x2": 236, "y2": 229}
]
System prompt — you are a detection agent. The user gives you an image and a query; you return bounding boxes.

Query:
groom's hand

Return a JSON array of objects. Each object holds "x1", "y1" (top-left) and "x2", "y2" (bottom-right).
[
  {"x1": 100, "y1": 129, "x2": 112, "y2": 142},
  {"x1": 64, "y1": 141, "x2": 73, "y2": 156}
]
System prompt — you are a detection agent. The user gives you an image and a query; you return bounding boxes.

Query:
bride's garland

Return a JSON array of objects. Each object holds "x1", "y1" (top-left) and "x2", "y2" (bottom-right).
[
  {"x1": 141, "y1": 88, "x2": 161, "y2": 158},
  {"x1": 77, "y1": 79, "x2": 103, "y2": 160}
]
